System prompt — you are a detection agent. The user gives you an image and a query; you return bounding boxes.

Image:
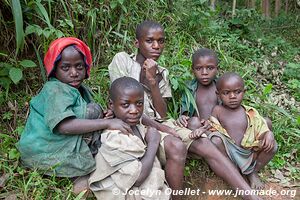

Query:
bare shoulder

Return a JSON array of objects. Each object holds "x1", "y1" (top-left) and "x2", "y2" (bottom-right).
[{"x1": 211, "y1": 105, "x2": 222, "y2": 117}]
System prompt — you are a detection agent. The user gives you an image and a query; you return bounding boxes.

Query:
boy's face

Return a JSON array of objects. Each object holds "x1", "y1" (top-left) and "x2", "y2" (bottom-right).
[
  {"x1": 110, "y1": 88, "x2": 144, "y2": 126},
  {"x1": 135, "y1": 27, "x2": 165, "y2": 61},
  {"x1": 192, "y1": 56, "x2": 218, "y2": 86},
  {"x1": 217, "y1": 77, "x2": 245, "y2": 109},
  {"x1": 55, "y1": 46, "x2": 86, "y2": 88}
]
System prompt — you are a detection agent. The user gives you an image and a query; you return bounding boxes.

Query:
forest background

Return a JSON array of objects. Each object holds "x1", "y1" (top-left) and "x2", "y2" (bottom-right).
[{"x1": 0, "y1": 0, "x2": 299, "y2": 199}]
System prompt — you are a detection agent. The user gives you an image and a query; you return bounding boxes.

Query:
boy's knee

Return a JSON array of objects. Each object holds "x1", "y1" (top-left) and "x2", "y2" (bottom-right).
[
  {"x1": 264, "y1": 117, "x2": 272, "y2": 130},
  {"x1": 210, "y1": 136, "x2": 223, "y2": 148},
  {"x1": 164, "y1": 136, "x2": 187, "y2": 161},
  {"x1": 271, "y1": 142, "x2": 278, "y2": 155},
  {"x1": 191, "y1": 138, "x2": 218, "y2": 158},
  {"x1": 187, "y1": 117, "x2": 202, "y2": 130}
]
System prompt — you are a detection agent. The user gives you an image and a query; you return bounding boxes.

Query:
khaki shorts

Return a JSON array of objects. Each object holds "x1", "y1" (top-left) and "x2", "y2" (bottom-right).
[{"x1": 156, "y1": 119, "x2": 194, "y2": 165}]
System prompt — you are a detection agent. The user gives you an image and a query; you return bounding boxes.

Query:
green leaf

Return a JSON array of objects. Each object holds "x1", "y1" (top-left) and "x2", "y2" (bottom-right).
[
  {"x1": 297, "y1": 116, "x2": 300, "y2": 125},
  {"x1": 9, "y1": 67, "x2": 23, "y2": 84},
  {"x1": 19, "y1": 60, "x2": 37, "y2": 68},
  {"x1": 263, "y1": 83, "x2": 272, "y2": 96},
  {"x1": 11, "y1": 0, "x2": 25, "y2": 55},
  {"x1": 0, "y1": 52, "x2": 8, "y2": 57},
  {"x1": 8, "y1": 148, "x2": 20, "y2": 160},
  {"x1": 0, "y1": 77, "x2": 12, "y2": 89},
  {"x1": 25, "y1": 24, "x2": 41, "y2": 35},
  {"x1": 170, "y1": 77, "x2": 179, "y2": 91},
  {"x1": 74, "y1": 190, "x2": 87, "y2": 200},
  {"x1": 35, "y1": 1, "x2": 52, "y2": 27},
  {"x1": 110, "y1": 1, "x2": 118, "y2": 9},
  {"x1": 42, "y1": 29, "x2": 51, "y2": 38}
]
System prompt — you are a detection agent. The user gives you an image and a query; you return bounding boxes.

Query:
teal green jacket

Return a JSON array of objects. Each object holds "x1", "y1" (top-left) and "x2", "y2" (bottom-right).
[{"x1": 17, "y1": 78, "x2": 95, "y2": 177}]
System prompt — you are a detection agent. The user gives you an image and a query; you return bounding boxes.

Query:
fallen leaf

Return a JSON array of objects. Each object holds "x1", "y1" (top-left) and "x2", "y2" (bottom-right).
[
  {"x1": 0, "y1": 173, "x2": 9, "y2": 188},
  {"x1": 274, "y1": 169, "x2": 285, "y2": 181},
  {"x1": 4, "y1": 194, "x2": 17, "y2": 200}
]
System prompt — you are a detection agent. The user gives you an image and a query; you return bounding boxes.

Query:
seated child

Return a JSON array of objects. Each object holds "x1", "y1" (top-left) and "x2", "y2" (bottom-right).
[
  {"x1": 109, "y1": 22, "x2": 261, "y2": 200},
  {"x1": 175, "y1": 48, "x2": 218, "y2": 132},
  {"x1": 17, "y1": 37, "x2": 132, "y2": 184},
  {"x1": 208, "y1": 72, "x2": 277, "y2": 189},
  {"x1": 89, "y1": 77, "x2": 170, "y2": 200}
]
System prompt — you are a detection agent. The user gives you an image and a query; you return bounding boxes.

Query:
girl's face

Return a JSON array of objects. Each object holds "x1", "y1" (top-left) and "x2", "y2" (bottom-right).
[{"x1": 55, "y1": 46, "x2": 86, "y2": 88}]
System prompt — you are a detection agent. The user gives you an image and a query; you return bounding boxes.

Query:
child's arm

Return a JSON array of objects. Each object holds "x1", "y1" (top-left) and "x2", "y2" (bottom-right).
[
  {"x1": 141, "y1": 114, "x2": 180, "y2": 138},
  {"x1": 143, "y1": 59, "x2": 167, "y2": 118},
  {"x1": 134, "y1": 127, "x2": 160, "y2": 186},
  {"x1": 55, "y1": 118, "x2": 132, "y2": 135},
  {"x1": 259, "y1": 131, "x2": 275, "y2": 153}
]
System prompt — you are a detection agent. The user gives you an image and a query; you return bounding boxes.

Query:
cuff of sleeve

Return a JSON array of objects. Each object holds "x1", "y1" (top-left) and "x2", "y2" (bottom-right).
[{"x1": 48, "y1": 111, "x2": 76, "y2": 132}]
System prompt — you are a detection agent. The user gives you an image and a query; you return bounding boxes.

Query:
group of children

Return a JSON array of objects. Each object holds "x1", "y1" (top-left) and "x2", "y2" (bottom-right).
[{"x1": 18, "y1": 20, "x2": 277, "y2": 200}]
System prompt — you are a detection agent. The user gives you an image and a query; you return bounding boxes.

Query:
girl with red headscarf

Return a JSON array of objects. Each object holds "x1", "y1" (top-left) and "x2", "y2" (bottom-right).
[{"x1": 18, "y1": 37, "x2": 132, "y2": 192}]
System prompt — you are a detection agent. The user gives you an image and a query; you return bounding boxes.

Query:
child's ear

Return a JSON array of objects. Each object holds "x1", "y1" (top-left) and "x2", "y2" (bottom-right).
[
  {"x1": 108, "y1": 99, "x2": 114, "y2": 110},
  {"x1": 134, "y1": 39, "x2": 139, "y2": 48}
]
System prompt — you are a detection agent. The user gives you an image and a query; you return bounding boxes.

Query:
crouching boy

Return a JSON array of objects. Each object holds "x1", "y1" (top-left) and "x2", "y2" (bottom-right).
[
  {"x1": 208, "y1": 72, "x2": 278, "y2": 189},
  {"x1": 89, "y1": 77, "x2": 170, "y2": 200}
]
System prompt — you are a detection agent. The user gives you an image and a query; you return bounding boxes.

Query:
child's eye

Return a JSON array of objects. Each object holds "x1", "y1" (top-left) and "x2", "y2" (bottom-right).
[
  {"x1": 159, "y1": 39, "x2": 165, "y2": 44},
  {"x1": 61, "y1": 65, "x2": 69, "y2": 71},
  {"x1": 122, "y1": 103, "x2": 129, "y2": 108},
  {"x1": 137, "y1": 101, "x2": 144, "y2": 106},
  {"x1": 76, "y1": 64, "x2": 84, "y2": 70},
  {"x1": 208, "y1": 66, "x2": 215, "y2": 70},
  {"x1": 222, "y1": 91, "x2": 229, "y2": 95},
  {"x1": 146, "y1": 39, "x2": 152, "y2": 43},
  {"x1": 235, "y1": 90, "x2": 242, "y2": 94},
  {"x1": 195, "y1": 67, "x2": 202, "y2": 71}
]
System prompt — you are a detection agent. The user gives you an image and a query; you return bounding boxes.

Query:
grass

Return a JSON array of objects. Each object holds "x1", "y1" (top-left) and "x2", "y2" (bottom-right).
[{"x1": 1, "y1": 0, "x2": 300, "y2": 199}]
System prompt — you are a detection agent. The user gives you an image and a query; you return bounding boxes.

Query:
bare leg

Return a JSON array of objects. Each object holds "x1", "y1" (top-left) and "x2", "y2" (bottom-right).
[
  {"x1": 211, "y1": 136, "x2": 227, "y2": 156},
  {"x1": 188, "y1": 138, "x2": 261, "y2": 200},
  {"x1": 164, "y1": 135, "x2": 187, "y2": 200},
  {"x1": 248, "y1": 142, "x2": 278, "y2": 189}
]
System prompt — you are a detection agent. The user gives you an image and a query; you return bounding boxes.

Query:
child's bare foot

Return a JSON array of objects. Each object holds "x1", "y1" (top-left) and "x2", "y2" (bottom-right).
[
  {"x1": 247, "y1": 172, "x2": 264, "y2": 190},
  {"x1": 72, "y1": 174, "x2": 89, "y2": 194}
]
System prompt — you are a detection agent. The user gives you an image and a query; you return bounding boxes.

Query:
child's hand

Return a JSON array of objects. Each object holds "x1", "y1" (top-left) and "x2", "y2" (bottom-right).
[
  {"x1": 103, "y1": 109, "x2": 114, "y2": 119},
  {"x1": 174, "y1": 115, "x2": 190, "y2": 127},
  {"x1": 189, "y1": 123, "x2": 211, "y2": 139},
  {"x1": 106, "y1": 119, "x2": 132, "y2": 135},
  {"x1": 143, "y1": 59, "x2": 158, "y2": 84},
  {"x1": 260, "y1": 131, "x2": 275, "y2": 152},
  {"x1": 145, "y1": 127, "x2": 161, "y2": 145}
]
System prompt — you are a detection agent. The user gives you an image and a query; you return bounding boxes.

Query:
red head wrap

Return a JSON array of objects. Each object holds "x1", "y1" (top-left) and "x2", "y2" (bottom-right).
[{"x1": 44, "y1": 37, "x2": 92, "y2": 78}]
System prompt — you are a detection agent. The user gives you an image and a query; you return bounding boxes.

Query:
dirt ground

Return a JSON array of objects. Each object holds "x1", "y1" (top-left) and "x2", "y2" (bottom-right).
[{"x1": 181, "y1": 160, "x2": 300, "y2": 200}]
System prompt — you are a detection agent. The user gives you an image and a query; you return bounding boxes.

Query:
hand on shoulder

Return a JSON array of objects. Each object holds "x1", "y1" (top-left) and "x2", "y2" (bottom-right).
[{"x1": 106, "y1": 118, "x2": 133, "y2": 135}]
